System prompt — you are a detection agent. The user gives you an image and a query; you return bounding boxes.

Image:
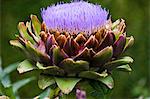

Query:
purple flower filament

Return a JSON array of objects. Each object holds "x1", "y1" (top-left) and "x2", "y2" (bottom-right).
[{"x1": 41, "y1": 1, "x2": 108, "y2": 35}]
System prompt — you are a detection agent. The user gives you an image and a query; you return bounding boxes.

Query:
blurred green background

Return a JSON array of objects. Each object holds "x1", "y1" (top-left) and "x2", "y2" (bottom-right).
[{"x1": 1, "y1": 0, "x2": 150, "y2": 98}]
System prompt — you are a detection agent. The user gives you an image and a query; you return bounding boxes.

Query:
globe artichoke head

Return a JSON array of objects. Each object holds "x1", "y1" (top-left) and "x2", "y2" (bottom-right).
[{"x1": 10, "y1": 1, "x2": 134, "y2": 96}]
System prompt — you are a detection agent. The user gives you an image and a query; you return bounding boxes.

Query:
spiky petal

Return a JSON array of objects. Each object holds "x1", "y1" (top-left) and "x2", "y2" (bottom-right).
[{"x1": 41, "y1": 1, "x2": 108, "y2": 35}]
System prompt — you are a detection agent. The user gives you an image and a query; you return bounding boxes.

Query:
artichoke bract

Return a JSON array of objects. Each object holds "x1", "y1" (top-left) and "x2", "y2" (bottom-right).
[{"x1": 10, "y1": 1, "x2": 134, "y2": 98}]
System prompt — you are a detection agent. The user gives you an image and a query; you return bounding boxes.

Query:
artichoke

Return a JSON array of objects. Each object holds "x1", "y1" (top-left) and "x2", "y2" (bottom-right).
[{"x1": 10, "y1": 1, "x2": 134, "y2": 98}]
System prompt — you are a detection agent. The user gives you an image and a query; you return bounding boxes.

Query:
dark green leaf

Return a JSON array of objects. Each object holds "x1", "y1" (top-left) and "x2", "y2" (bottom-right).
[
  {"x1": 78, "y1": 81, "x2": 103, "y2": 99},
  {"x1": 90, "y1": 80, "x2": 111, "y2": 97}
]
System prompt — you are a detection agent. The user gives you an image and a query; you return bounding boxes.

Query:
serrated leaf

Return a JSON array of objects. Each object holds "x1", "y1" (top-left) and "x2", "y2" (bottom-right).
[
  {"x1": 17, "y1": 60, "x2": 36, "y2": 73},
  {"x1": 31, "y1": 14, "x2": 41, "y2": 38},
  {"x1": 79, "y1": 71, "x2": 108, "y2": 80},
  {"x1": 104, "y1": 56, "x2": 133, "y2": 71},
  {"x1": 97, "y1": 75, "x2": 114, "y2": 89},
  {"x1": 93, "y1": 46, "x2": 113, "y2": 66},
  {"x1": 12, "y1": 77, "x2": 35, "y2": 93},
  {"x1": 55, "y1": 77, "x2": 81, "y2": 94},
  {"x1": 117, "y1": 64, "x2": 132, "y2": 72},
  {"x1": 59, "y1": 58, "x2": 89, "y2": 74},
  {"x1": 38, "y1": 75, "x2": 55, "y2": 90}
]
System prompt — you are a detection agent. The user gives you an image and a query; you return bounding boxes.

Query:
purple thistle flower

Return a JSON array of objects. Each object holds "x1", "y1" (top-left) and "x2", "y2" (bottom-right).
[
  {"x1": 10, "y1": 0, "x2": 134, "y2": 97},
  {"x1": 41, "y1": 1, "x2": 108, "y2": 35}
]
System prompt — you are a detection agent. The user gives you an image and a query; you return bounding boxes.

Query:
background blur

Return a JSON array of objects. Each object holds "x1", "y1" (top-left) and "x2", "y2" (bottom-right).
[{"x1": 1, "y1": 0, "x2": 150, "y2": 98}]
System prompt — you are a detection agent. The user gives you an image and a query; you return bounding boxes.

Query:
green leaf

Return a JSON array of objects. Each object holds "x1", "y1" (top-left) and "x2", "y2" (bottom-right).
[
  {"x1": 25, "y1": 41, "x2": 50, "y2": 62},
  {"x1": 78, "y1": 81, "x2": 104, "y2": 99},
  {"x1": 12, "y1": 77, "x2": 35, "y2": 93},
  {"x1": 53, "y1": 46, "x2": 65, "y2": 65},
  {"x1": 18, "y1": 22, "x2": 34, "y2": 43},
  {"x1": 1, "y1": 75, "x2": 11, "y2": 88},
  {"x1": 123, "y1": 36, "x2": 134, "y2": 52},
  {"x1": 60, "y1": 90, "x2": 76, "y2": 99},
  {"x1": 10, "y1": 40, "x2": 25, "y2": 49},
  {"x1": 38, "y1": 75, "x2": 55, "y2": 90},
  {"x1": 0, "y1": 62, "x2": 19, "y2": 80},
  {"x1": 93, "y1": 46, "x2": 113, "y2": 66},
  {"x1": 36, "y1": 62, "x2": 65, "y2": 76},
  {"x1": 49, "y1": 86, "x2": 61, "y2": 99},
  {"x1": 89, "y1": 81, "x2": 111, "y2": 97},
  {"x1": 0, "y1": 81, "x2": 5, "y2": 94},
  {"x1": 4, "y1": 86, "x2": 16, "y2": 99},
  {"x1": 79, "y1": 71, "x2": 108, "y2": 80},
  {"x1": 59, "y1": 58, "x2": 89, "y2": 74},
  {"x1": 97, "y1": 75, "x2": 114, "y2": 89},
  {"x1": 116, "y1": 64, "x2": 132, "y2": 72},
  {"x1": 26, "y1": 21, "x2": 40, "y2": 43},
  {"x1": 104, "y1": 56, "x2": 133, "y2": 71},
  {"x1": 111, "y1": 19, "x2": 120, "y2": 30},
  {"x1": 17, "y1": 60, "x2": 36, "y2": 73},
  {"x1": 31, "y1": 14, "x2": 41, "y2": 38},
  {"x1": 34, "y1": 88, "x2": 50, "y2": 99},
  {"x1": 55, "y1": 77, "x2": 81, "y2": 94}
]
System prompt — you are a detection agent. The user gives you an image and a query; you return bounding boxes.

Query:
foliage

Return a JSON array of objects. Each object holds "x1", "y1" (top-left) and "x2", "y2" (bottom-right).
[
  {"x1": 1, "y1": 0, "x2": 149, "y2": 98},
  {"x1": 0, "y1": 62, "x2": 35, "y2": 99}
]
